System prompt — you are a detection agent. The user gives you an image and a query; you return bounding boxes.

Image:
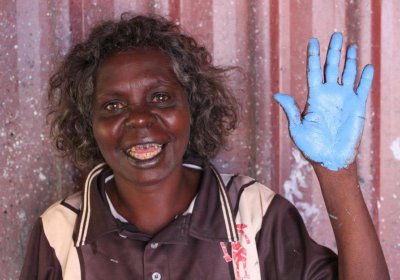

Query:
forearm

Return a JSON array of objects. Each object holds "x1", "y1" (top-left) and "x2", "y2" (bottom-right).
[{"x1": 312, "y1": 162, "x2": 389, "y2": 280}]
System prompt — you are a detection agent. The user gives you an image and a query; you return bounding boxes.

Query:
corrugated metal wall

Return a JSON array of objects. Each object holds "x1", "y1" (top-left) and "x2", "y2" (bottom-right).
[{"x1": 1, "y1": 0, "x2": 399, "y2": 278}]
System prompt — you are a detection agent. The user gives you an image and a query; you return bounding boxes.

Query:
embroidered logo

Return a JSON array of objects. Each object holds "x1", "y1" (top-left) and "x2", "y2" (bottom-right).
[{"x1": 219, "y1": 224, "x2": 250, "y2": 279}]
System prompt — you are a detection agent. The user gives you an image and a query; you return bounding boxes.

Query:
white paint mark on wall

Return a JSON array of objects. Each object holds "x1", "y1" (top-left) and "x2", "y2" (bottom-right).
[
  {"x1": 17, "y1": 210, "x2": 26, "y2": 221},
  {"x1": 283, "y1": 149, "x2": 320, "y2": 223},
  {"x1": 38, "y1": 172, "x2": 46, "y2": 181},
  {"x1": 390, "y1": 137, "x2": 400, "y2": 161}
]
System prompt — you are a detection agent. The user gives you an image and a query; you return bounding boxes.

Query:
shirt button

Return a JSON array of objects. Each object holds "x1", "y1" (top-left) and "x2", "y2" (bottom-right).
[
  {"x1": 152, "y1": 272, "x2": 161, "y2": 280},
  {"x1": 150, "y1": 242, "x2": 159, "y2": 249}
]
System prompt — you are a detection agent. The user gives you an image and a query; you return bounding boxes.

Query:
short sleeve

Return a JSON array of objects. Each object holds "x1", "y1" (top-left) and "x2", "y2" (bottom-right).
[
  {"x1": 256, "y1": 195, "x2": 338, "y2": 280},
  {"x1": 20, "y1": 218, "x2": 63, "y2": 280}
]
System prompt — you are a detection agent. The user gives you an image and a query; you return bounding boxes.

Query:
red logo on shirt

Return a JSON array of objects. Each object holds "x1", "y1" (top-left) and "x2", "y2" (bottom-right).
[{"x1": 219, "y1": 224, "x2": 250, "y2": 279}]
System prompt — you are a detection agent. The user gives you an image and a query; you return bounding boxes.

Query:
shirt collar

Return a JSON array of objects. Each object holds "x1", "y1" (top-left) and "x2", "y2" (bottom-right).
[
  {"x1": 74, "y1": 163, "x2": 119, "y2": 247},
  {"x1": 74, "y1": 159, "x2": 238, "y2": 247},
  {"x1": 187, "y1": 160, "x2": 238, "y2": 242}
]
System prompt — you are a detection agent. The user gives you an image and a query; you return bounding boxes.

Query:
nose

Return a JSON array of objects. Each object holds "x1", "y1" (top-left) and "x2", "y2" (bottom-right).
[{"x1": 124, "y1": 107, "x2": 157, "y2": 128}]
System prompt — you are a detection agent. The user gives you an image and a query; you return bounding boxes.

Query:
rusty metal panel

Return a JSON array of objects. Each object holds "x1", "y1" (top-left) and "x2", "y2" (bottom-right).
[{"x1": 1, "y1": 0, "x2": 399, "y2": 278}]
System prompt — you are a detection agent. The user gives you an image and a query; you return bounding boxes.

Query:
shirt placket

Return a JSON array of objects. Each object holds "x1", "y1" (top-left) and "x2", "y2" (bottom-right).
[{"x1": 143, "y1": 241, "x2": 168, "y2": 280}]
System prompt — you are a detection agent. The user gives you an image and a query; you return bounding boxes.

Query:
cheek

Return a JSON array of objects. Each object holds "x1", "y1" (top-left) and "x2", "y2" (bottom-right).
[
  {"x1": 174, "y1": 110, "x2": 191, "y2": 135},
  {"x1": 92, "y1": 118, "x2": 121, "y2": 148},
  {"x1": 178, "y1": 112, "x2": 192, "y2": 150},
  {"x1": 163, "y1": 110, "x2": 191, "y2": 149}
]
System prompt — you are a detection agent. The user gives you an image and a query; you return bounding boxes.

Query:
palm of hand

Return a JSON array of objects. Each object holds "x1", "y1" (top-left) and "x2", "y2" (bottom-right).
[
  {"x1": 295, "y1": 83, "x2": 366, "y2": 170},
  {"x1": 274, "y1": 33, "x2": 373, "y2": 170}
]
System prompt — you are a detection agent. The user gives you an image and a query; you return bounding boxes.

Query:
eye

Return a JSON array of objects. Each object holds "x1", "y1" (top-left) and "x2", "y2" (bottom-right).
[
  {"x1": 151, "y1": 92, "x2": 171, "y2": 103},
  {"x1": 104, "y1": 101, "x2": 126, "y2": 112}
]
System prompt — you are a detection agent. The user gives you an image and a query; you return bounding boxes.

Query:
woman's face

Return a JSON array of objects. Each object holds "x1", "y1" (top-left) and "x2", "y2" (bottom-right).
[{"x1": 91, "y1": 49, "x2": 191, "y2": 187}]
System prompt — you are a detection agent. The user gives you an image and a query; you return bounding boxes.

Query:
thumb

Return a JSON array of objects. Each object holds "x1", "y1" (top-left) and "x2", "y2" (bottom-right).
[{"x1": 273, "y1": 93, "x2": 301, "y2": 127}]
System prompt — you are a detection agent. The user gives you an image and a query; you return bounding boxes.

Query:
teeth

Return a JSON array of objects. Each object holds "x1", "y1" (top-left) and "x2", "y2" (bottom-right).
[{"x1": 127, "y1": 143, "x2": 163, "y2": 160}]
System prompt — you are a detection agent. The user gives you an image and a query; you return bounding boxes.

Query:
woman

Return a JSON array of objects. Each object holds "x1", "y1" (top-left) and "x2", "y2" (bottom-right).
[{"x1": 21, "y1": 14, "x2": 389, "y2": 279}]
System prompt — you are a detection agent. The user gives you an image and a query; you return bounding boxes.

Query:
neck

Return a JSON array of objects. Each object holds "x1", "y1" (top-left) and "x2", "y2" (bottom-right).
[{"x1": 106, "y1": 166, "x2": 200, "y2": 235}]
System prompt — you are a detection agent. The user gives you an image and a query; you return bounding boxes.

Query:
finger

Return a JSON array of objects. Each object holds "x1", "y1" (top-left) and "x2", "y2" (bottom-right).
[
  {"x1": 307, "y1": 38, "x2": 323, "y2": 88},
  {"x1": 325, "y1": 32, "x2": 343, "y2": 84},
  {"x1": 273, "y1": 93, "x2": 301, "y2": 127},
  {"x1": 342, "y1": 44, "x2": 357, "y2": 87},
  {"x1": 356, "y1": 64, "x2": 374, "y2": 103}
]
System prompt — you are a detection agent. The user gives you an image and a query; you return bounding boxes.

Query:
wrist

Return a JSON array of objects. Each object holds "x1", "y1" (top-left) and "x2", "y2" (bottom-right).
[
  {"x1": 311, "y1": 160, "x2": 357, "y2": 176},
  {"x1": 311, "y1": 161, "x2": 359, "y2": 193}
]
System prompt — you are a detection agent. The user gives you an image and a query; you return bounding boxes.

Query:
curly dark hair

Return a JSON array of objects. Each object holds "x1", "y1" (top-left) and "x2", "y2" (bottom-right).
[{"x1": 48, "y1": 13, "x2": 239, "y2": 170}]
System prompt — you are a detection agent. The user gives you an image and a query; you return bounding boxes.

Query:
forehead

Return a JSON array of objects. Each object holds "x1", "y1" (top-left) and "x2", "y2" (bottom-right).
[{"x1": 95, "y1": 48, "x2": 179, "y2": 86}]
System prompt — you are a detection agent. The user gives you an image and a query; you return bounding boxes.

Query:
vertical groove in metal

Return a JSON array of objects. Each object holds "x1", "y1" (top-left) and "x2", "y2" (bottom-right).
[
  {"x1": 345, "y1": 0, "x2": 361, "y2": 43},
  {"x1": 370, "y1": 0, "x2": 382, "y2": 229},
  {"x1": 168, "y1": 0, "x2": 180, "y2": 22},
  {"x1": 268, "y1": 0, "x2": 281, "y2": 192},
  {"x1": 69, "y1": 0, "x2": 84, "y2": 44},
  {"x1": 246, "y1": 0, "x2": 259, "y2": 180}
]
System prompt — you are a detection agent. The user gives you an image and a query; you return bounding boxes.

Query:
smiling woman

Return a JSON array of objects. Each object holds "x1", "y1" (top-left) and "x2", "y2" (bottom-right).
[
  {"x1": 20, "y1": 13, "x2": 389, "y2": 280},
  {"x1": 91, "y1": 49, "x2": 199, "y2": 234}
]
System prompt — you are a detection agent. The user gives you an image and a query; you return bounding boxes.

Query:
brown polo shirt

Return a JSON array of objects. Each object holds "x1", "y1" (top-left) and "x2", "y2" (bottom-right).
[{"x1": 20, "y1": 160, "x2": 337, "y2": 279}]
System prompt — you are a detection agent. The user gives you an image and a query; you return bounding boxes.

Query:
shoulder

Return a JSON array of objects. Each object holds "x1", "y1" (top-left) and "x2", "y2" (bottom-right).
[
  {"x1": 219, "y1": 173, "x2": 277, "y2": 236},
  {"x1": 21, "y1": 192, "x2": 83, "y2": 279},
  {"x1": 221, "y1": 173, "x2": 276, "y2": 213},
  {"x1": 41, "y1": 191, "x2": 82, "y2": 242},
  {"x1": 41, "y1": 191, "x2": 82, "y2": 220}
]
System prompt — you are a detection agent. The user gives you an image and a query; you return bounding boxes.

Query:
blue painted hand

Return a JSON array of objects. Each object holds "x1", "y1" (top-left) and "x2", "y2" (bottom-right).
[{"x1": 274, "y1": 32, "x2": 374, "y2": 171}]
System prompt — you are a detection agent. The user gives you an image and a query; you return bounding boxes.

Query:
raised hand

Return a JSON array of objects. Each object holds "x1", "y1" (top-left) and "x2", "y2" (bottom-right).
[{"x1": 274, "y1": 32, "x2": 374, "y2": 171}]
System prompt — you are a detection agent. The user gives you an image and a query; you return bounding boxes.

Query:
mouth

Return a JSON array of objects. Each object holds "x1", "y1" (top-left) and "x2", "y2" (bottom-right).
[{"x1": 125, "y1": 143, "x2": 165, "y2": 161}]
